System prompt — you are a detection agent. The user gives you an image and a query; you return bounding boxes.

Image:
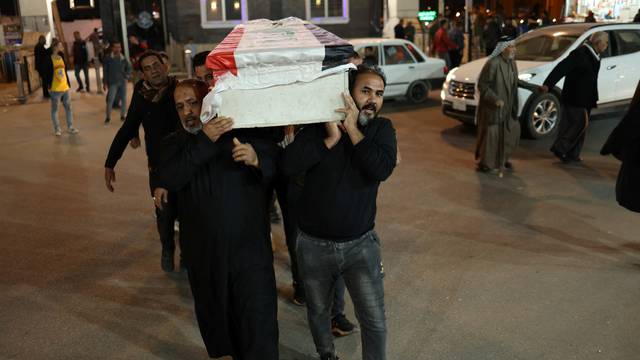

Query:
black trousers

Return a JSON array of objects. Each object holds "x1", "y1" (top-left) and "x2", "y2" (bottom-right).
[
  {"x1": 274, "y1": 174, "x2": 303, "y2": 286},
  {"x1": 551, "y1": 105, "x2": 590, "y2": 160},
  {"x1": 149, "y1": 173, "x2": 179, "y2": 253},
  {"x1": 188, "y1": 262, "x2": 279, "y2": 360}
]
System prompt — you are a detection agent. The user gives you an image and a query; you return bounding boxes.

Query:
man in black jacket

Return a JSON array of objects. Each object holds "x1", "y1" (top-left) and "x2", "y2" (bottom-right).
[
  {"x1": 157, "y1": 79, "x2": 279, "y2": 360},
  {"x1": 104, "y1": 50, "x2": 182, "y2": 272},
  {"x1": 72, "y1": 31, "x2": 90, "y2": 92},
  {"x1": 281, "y1": 65, "x2": 397, "y2": 360},
  {"x1": 34, "y1": 35, "x2": 51, "y2": 98},
  {"x1": 541, "y1": 32, "x2": 609, "y2": 163}
]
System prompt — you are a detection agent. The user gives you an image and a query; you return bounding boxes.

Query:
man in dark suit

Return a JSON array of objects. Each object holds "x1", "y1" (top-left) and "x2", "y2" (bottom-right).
[{"x1": 540, "y1": 32, "x2": 609, "y2": 163}]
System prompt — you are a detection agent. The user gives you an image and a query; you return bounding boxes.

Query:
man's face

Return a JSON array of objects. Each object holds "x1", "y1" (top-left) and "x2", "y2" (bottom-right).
[
  {"x1": 195, "y1": 65, "x2": 213, "y2": 85},
  {"x1": 351, "y1": 72, "x2": 385, "y2": 126},
  {"x1": 502, "y1": 44, "x2": 516, "y2": 59},
  {"x1": 112, "y1": 43, "x2": 122, "y2": 56},
  {"x1": 174, "y1": 86, "x2": 203, "y2": 134},
  {"x1": 140, "y1": 55, "x2": 168, "y2": 87},
  {"x1": 594, "y1": 37, "x2": 609, "y2": 54}
]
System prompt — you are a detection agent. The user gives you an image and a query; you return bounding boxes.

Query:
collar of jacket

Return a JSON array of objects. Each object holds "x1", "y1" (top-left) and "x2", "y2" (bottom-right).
[
  {"x1": 583, "y1": 43, "x2": 600, "y2": 61},
  {"x1": 140, "y1": 76, "x2": 177, "y2": 103}
]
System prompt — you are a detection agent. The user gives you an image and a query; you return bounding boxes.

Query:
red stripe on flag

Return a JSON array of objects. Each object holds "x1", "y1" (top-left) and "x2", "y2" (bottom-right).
[{"x1": 206, "y1": 26, "x2": 245, "y2": 80}]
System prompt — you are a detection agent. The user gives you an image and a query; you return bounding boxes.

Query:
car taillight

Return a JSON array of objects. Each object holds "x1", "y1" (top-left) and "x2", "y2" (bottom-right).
[{"x1": 444, "y1": 66, "x2": 449, "y2": 74}]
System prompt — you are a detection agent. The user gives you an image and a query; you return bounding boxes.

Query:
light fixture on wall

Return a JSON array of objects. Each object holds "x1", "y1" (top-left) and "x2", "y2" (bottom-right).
[
  {"x1": 315, "y1": 0, "x2": 322, "y2": 7},
  {"x1": 210, "y1": 0, "x2": 218, "y2": 12},
  {"x1": 234, "y1": 1, "x2": 240, "y2": 10},
  {"x1": 70, "y1": 0, "x2": 95, "y2": 9}
]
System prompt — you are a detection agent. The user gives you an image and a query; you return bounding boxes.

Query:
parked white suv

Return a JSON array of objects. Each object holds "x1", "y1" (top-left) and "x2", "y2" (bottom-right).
[
  {"x1": 441, "y1": 23, "x2": 640, "y2": 138},
  {"x1": 350, "y1": 38, "x2": 447, "y2": 103}
]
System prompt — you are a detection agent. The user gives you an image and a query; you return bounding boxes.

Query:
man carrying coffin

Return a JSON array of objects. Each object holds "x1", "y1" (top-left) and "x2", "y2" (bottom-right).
[{"x1": 157, "y1": 79, "x2": 280, "y2": 359}]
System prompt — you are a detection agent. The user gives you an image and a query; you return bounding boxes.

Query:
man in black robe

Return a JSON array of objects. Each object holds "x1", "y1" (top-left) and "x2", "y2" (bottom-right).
[
  {"x1": 541, "y1": 32, "x2": 608, "y2": 163},
  {"x1": 157, "y1": 79, "x2": 279, "y2": 360}
]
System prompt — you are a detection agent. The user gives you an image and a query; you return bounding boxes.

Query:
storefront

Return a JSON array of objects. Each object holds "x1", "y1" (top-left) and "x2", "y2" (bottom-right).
[{"x1": 565, "y1": 0, "x2": 640, "y2": 22}]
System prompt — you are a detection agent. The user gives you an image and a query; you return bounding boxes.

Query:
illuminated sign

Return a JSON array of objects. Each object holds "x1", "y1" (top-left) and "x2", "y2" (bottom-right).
[{"x1": 418, "y1": 11, "x2": 437, "y2": 21}]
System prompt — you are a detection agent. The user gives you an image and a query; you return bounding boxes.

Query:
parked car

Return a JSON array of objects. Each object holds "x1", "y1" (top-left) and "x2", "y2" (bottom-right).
[
  {"x1": 441, "y1": 23, "x2": 640, "y2": 138},
  {"x1": 350, "y1": 38, "x2": 447, "y2": 103}
]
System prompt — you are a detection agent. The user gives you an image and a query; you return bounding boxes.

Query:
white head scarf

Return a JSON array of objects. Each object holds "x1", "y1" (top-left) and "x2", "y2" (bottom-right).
[{"x1": 489, "y1": 36, "x2": 516, "y2": 59}]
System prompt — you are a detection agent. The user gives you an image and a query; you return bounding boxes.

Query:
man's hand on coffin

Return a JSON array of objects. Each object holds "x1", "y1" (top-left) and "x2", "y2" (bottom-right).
[
  {"x1": 203, "y1": 116, "x2": 233, "y2": 142},
  {"x1": 324, "y1": 121, "x2": 342, "y2": 149},
  {"x1": 232, "y1": 137, "x2": 259, "y2": 168},
  {"x1": 336, "y1": 92, "x2": 359, "y2": 132},
  {"x1": 104, "y1": 167, "x2": 116, "y2": 192},
  {"x1": 153, "y1": 187, "x2": 169, "y2": 210}
]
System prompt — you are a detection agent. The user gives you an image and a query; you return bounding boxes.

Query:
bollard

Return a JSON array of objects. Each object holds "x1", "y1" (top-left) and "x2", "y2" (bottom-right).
[
  {"x1": 184, "y1": 49, "x2": 193, "y2": 79},
  {"x1": 94, "y1": 58, "x2": 104, "y2": 94},
  {"x1": 14, "y1": 60, "x2": 27, "y2": 104}
]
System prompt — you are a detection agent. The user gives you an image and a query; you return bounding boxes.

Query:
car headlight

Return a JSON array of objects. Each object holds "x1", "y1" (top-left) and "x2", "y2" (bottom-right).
[
  {"x1": 518, "y1": 73, "x2": 536, "y2": 81},
  {"x1": 446, "y1": 67, "x2": 459, "y2": 82}
]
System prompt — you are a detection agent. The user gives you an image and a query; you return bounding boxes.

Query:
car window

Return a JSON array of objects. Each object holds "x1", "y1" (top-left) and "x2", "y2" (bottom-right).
[
  {"x1": 515, "y1": 33, "x2": 580, "y2": 61},
  {"x1": 405, "y1": 43, "x2": 425, "y2": 63},
  {"x1": 580, "y1": 31, "x2": 615, "y2": 58},
  {"x1": 383, "y1": 45, "x2": 416, "y2": 65},
  {"x1": 614, "y1": 30, "x2": 640, "y2": 56},
  {"x1": 356, "y1": 45, "x2": 380, "y2": 66}
]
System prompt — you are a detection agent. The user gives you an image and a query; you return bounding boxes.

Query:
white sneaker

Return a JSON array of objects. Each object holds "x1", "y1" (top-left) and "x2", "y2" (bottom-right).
[
  {"x1": 54, "y1": 129, "x2": 62, "y2": 136},
  {"x1": 67, "y1": 127, "x2": 79, "y2": 134}
]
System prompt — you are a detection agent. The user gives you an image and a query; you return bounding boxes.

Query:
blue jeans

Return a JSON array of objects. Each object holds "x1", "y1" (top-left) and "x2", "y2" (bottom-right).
[
  {"x1": 50, "y1": 91, "x2": 73, "y2": 130},
  {"x1": 106, "y1": 81, "x2": 127, "y2": 119},
  {"x1": 297, "y1": 230, "x2": 386, "y2": 360},
  {"x1": 74, "y1": 63, "x2": 89, "y2": 90}
]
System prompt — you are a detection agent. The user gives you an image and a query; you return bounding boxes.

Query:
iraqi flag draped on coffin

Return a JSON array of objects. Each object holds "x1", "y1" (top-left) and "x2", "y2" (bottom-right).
[{"x1": 200, "y1": 17, "x2": 355, "y2": 128}]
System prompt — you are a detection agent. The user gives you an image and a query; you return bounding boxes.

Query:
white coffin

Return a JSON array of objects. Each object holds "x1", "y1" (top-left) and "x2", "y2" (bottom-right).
[{"x1": 215, "y1": 71, "x2": 349, "y2": 128}]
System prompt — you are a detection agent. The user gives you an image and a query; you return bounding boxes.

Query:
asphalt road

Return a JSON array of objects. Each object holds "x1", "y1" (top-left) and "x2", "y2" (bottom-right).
[{"x1": 1, "y1": 84, "x2": 639, "y2": 360}]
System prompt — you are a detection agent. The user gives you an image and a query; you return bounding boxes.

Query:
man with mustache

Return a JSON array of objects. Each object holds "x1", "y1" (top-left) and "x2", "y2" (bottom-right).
[
  {"x1": 156, "y1": 79, "x2": 280, "y2": 360},
  {"x1": 282, "y1": 64, "x2": 397, "y2": 360}
]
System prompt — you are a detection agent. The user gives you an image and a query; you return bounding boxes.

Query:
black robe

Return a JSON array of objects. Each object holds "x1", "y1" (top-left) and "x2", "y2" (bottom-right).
[
  {"x1": 601, "y1": 102, "x2": 640, "y2": 213},
  {"x1": 158, "y1": 128, "x2": 280, "y2": 359}
]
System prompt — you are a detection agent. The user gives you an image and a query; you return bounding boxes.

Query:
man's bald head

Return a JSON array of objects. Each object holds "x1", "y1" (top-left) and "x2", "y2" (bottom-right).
[{"x1": 174, "y1": 79, "x2": 209, "y2": 133}]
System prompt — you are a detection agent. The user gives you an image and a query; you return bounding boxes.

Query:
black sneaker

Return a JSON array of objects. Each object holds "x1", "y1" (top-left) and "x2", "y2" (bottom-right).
[
  {"x1": 76, "y1": 87, "x2": 84, "y2": 92},
  {"x1": 161, "y1": 248, "x2": 174, "y2": 272},
  {"x1": 331, "y1": 314, "x2": 357, "y2": 337},
  {"x1": 179, "y1": 256, "x2": 187, "y2": 272},
  {"x1": 104, "y1": 117, "x2": 110, "y2": 124},
  {"x1": 320, "y1": 353, "x2": 339, "y2": 360},
  {"x1": 292, "y1": 282, "x2": 305, "y2": 306},
  {"x1": 120, "y1": 115, "x2": 126, "y2": 122}
]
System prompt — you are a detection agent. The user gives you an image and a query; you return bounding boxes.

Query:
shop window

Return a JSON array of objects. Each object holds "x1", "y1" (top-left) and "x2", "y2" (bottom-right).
[
  {"x1": 305, "y1": 0, "x2": 349, "y2": 24},
  {"x1": 201, "y1": 0, "x2": 247, "y2": 29},
  {"x1": 356, "y1": 45, "x2": 380, "y2": 66},
  {"x1": 384, "y1": 45, "x2": 415, "y2": 65},
  {"x1": 614, "y1": 30, "x2": 640, "y2": 56}
]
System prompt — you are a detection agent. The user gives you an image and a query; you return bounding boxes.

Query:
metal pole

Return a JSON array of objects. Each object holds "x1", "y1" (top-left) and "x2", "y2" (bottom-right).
[
  {"x1": 118, "y1": 0, "x2": 130, "y2": 60},
  {"x1": 15, "y1": 60, "x2": 27, "y2": 104},
  {"x1": 184, "y1": 50, "x2": 193, "y2": 78}
]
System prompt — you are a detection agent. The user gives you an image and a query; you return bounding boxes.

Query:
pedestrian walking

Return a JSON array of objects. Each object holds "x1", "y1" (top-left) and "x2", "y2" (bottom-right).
[
  {"x1": 585, "y1": 10, "x2": 597, "y2": 23},
  {"x1": 46, "y1": 38, "x2": 79, "y2": 136},
  {"x1": 281, "y1": 64, "x2": 397, "y2": 360},
  {"x1": 394, "y1": 19, "x2": 406, "y2": 39},
  {"x1": 448, "y1": 21, "x2": 465, "y2": 68},
  {"x1": 104, "y1": 51, "x2": 183, "y2": 272},
  {"x1": 434, "y1": 19, "x2": 459, "y2": 68},
  {"x1": 34, "y1": 35, "x2": 51, "y2": 98},
  {"x1": 157, "y1": 79, "x2": 280, "y2": 360},
  {"x1": 405, "y1": 20, "x2": 416, "y2": 43},
  {"x1": 72, "y1": 31, "x2": 90, "y2": 92},
  {"x1": 475, "y1": 36, "x2": 537, "y2": 175},
  {"x1": 540, "y1": 32, "x2": 608, "y2": 163},
  {"x1": 600, "y1": 80, "x2": 640, "y2": 213},
  {"x1": 103, "y1": 40, "x2": 131, "y2": 124}
]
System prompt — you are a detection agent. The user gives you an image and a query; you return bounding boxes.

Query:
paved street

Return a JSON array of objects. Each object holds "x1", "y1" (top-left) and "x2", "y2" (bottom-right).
[{"x1": 1, "y1": 79, "x2": 639, "y2": 360}]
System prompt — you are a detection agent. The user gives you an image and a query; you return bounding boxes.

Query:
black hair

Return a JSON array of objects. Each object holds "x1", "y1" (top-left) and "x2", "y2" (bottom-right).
[
  {"x1": 193, "y1": 51, "x2": 209, "y2": 68},
  {"x1": 138, "y1": 50, "x2": 164, "y2": 68},
  {"x1": 348, "y1": 64, "x2": 387, "y2": 92}
]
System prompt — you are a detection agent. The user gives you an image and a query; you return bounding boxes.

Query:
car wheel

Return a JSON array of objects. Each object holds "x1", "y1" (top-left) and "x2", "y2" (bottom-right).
[
  {"x1": 406, "y1": 81, "x2": 430, "y2": 103},
  {"x1": 522, "y1": 92, "x2": 561, "y2": 139}
]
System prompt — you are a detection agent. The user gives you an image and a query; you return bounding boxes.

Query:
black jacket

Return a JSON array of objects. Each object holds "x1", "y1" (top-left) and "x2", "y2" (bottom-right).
[
  {"x1": 601, "y1": 102, "x2": 640, "y2": 213},
  {"x1": 44, "y1": 52, "x2": 71, "y2": 89},
  {"x1": 543, "y1": 44, "x2": 601, "y2": 109},
  {"x1": 34, "y1": 43, "x2": 50, "y2": 73},
  {"x1": 281, "y1": 118, "x2": 397, "y2": 241},
  {"x1": 104, "y1": 79, "x2": 181, "y2": 189}
]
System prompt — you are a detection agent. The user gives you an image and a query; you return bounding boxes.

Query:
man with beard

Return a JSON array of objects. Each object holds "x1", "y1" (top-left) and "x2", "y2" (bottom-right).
[
  {"x1": 104, "y1": 50, "x2": 183, "y2": 272},
  {"x1": 281, "y1": 64, "x2": 397, "y2": 360},
  {"x1": 156, "y1": 79, "x2": 279, "y2": 360},
  {"x1": 541, "y1": 32, "x2": 608, "y2": 163},
  {"x1": 475, "y1": 35, "x2": 537, "y2": 175},
  {"x1": 192, "y1": 51, "x2": 214, "y2": 85}
]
